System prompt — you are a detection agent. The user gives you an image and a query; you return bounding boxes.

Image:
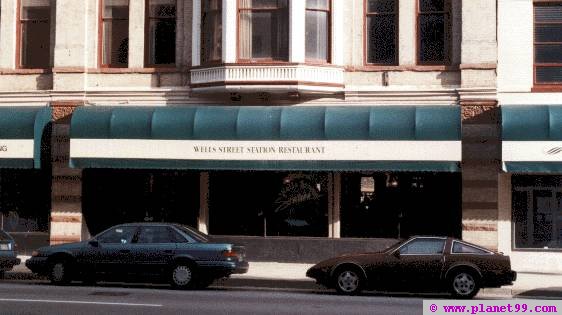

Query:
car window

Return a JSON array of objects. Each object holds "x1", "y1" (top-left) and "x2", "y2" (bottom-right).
[
  {"x1": 176, "y1": 225, "x2": 209, "y2": 243},
  {"x1": 97, "y1": 226, "x2": 136, "y2": 244},
  {"x1": 452, "y1": 241, "x2": 489, "y2": 254},
  {"x1": 136, "y1": 226, "x2": 181, "y2": 244},
  {"x1": 399, "y1": 238, "x2": 445, "y2": 255}
]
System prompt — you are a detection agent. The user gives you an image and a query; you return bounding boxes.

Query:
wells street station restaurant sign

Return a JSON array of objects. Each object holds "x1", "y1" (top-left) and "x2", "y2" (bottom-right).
[
  {"x1": 70, "y1": 139, "x2": 461, "y2": 161},
  {"x1": 0, "y1": 140, "x2": 34, "y2": 159}
]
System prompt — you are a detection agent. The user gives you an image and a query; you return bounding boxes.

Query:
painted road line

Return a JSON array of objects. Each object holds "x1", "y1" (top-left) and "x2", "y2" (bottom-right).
[{"x1": 0, "y1": 298, "x2": 162, "y2": 307}]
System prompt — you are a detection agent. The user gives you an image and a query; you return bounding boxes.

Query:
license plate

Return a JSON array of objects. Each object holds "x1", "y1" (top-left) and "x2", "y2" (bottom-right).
[{"x1": 0, "y1": 244, "x2": 9, "y2": 250}]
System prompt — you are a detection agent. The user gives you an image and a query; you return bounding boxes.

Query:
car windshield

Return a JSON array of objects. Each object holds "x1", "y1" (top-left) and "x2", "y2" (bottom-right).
[{"x1": 176, "y1": 225, "x2": 209, "y2": 243}]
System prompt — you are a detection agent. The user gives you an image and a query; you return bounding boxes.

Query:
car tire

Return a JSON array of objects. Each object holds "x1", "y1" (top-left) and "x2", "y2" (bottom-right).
[
  {"x1": 333, "y1": 266, "x2": 365, "y2": 295},
  {"x1": 449, "y1": 270, "x2": 480, "y2": 299},
  {"x1": 49, "y1": 260, "x2": 71, "y2": 285},
  {"x1": 170, "y1": 263, "x2": 196, "y2": 289}
]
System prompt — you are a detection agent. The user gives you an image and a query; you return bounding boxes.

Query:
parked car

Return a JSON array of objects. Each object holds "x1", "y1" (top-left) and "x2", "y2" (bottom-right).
[
  {"x1": 26, "y1": 223, "x2": 248, "y2": 288},
  {"x1": 306, "y1": 236, "x2": 516, "y2": 298},
  {"x1": 0, "y1": 230, "x2": 20, "y2": 277}
]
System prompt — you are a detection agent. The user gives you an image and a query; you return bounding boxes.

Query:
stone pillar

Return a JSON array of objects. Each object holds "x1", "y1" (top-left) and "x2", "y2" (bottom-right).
[
  {"x1": 289, "y1": 0, "x2": 305, "y2": 63},
  {"x1": 192, "y1": 0, "x2": 201, "y2": 66},
  {"x1": 461, "y1": 103, "x2": 500, "y2": 251},
  {"x1": 198, "y1": 172, "x2": 209, "y2": 234},
  {"x1": 222, "y1": 0, "x2": 237, "y2": 64},
  {"x1": 398, "y1": 0, "x2": 416, "y2": 65},
  {"x1": 0, "y1": 0, "x2": 17, "y2": 69},
  {"x1": 129, "y1": 0, "x2": 146, "y2": 68},
  {"x1": 49, "y1": 101, "x2": 87, "y2": 245},
  {"x1": 330, "y1": 0, "x2": 344, "y2": 66}
]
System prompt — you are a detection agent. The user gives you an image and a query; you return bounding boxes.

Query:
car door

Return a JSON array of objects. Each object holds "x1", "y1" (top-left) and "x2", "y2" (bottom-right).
[
  {"x1": 392, "y1": 237, "x2": 447, "y2": 289},
  {"x1": 78, "y1": 225, "x2": 138, "y2": 277},
  {"x1": 129, "y1": 226, "x2": 178, "y2": 276}
]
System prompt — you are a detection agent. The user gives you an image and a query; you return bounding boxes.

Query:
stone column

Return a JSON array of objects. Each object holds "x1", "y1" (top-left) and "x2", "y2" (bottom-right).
[
  {"x1": 289, "y1": 0, "x2": 305, "y2": 63},
  {"x1": 128, "y1": 0, "x2": 146, "y2": 68},
  {"x1": 49, "y1": 101, "x2": 87, "y2": 245},
  {"x1": 222, "y1": 0, "x2": 237, "y2": 63},
  {"x1": 198, "y1": 172, "x2": 209, "y2": 234},
  {"x1": 398, "y1": 0, "x2": 416, "y2": 65},
  {"x1": 0, "y1": 0, "x2": 17, "y2": 69}
]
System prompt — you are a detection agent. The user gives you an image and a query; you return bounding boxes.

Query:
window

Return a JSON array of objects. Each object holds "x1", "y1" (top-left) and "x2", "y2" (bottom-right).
[
  {"x1": 201, "y1": 0, "x2": 222, "y2": 64},
  {"x1": 101, "y1": 0, "x2": 129, "y2": 67},
  {"x1": 96, "y1": 226, "x2": 137, "y2": 244},
  {"x1": 366, "y1": 0, "x2": 397, "y2": 65},
  {"x1": 238, "y1": 0, "x2": 289, "y2": 61},
  {"x1": 417, "y1": 0, "x2": 450, "y2": 65},
  {"x1": 534, "y1": 3, "x2": 562, "y2": 84},
  {"x1": 399, "y1": 238, "x2": 445, "y2": 255},
  {"x1": 136, "y1": 226, "x2": 180, "y2": 244},
  {"x1": 146, "y1": 0, "x2": 176, "y2": 66},
  {"x1": 305, "y1": 0, "x2": 330, "y2": 62},
  {"x1": 452, "y1": 241, "x2": 489, "y2": 254},
  {"x1": 19, "y1": 0, "x2": 51, "y2": 68}
]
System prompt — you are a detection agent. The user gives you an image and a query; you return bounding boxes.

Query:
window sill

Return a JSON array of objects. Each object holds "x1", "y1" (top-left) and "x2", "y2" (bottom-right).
[
  {"x1": 88, "y1": 67, "x2": 181, "y2": 74},
  {"x1": 349, "y1": 65, "x2": 459, "y2": 72},
  {"x1": 0, "y1": 68, "x2": 51, "y2": 75},
  {"x1": 531, "y1": 85, "x2": 562, "y2": 93}
]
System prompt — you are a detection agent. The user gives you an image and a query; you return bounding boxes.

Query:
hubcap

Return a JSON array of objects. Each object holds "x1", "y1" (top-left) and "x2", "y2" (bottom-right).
[
  {"x1": 173, "y1": 266, "x2": 192, "y2": 286},
  {"x1": 337, "y1": 270, "x2": 360, "y2": 293},
  {"x1": 52, "y1": 263, "x2": 65, "y2": 282},
  {"x1": 453, "y1": 272, "x2": 475, "y2": 295}
]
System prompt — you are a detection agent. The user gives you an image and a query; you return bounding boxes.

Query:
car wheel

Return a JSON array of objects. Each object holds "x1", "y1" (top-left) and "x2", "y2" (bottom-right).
[
  {"x1": 450, "y1": 270, "x2": 480, "y2": 299},
  {"x1": 49, "y1": 260, "x2": 71, "y2": 285},
  {"x1": 334, "y1": 266, "x2": 364, "y2": 295},
  {"x1": 170, "y1": 264, "x2": 195, "y2": 289}
]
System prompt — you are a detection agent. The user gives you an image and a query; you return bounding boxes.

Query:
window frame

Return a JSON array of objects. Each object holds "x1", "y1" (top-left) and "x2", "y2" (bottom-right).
[
  {"x1": 144, "y1": 0, "x2": 177, "y2": 68},
  {"x1": 236, "y1": 0, "x2": 290, "y2": 63},
  {"x1": 98, "y1": 0, "x2": 130, "y2": 68},
  {"x1": 305, "y1": 0, "x2": 332, "y2": 64},
  {"x1": 395, "y1": 237, "x2": 447, "y2": 256},
  {"x1": 533, "y1": 1, "x2": 562, "y2": 89},
  {"x1": 16, "y1": 0, "x2": 52, "y2": 69},
  {"x1": 416, "y1": 0, "x2": 452, "y2": 66},
  {"x1": 200, "y1": 0, "x2": 223, "y2": 65},
  {"x1": 364, "y1": 0, "x2": 398, "y2": 66}
]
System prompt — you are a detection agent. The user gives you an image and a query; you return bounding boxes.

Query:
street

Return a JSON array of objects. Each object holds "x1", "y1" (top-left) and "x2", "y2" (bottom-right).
[{"x1": 0, "y1": 281, "x2": 431, "y2": 315}]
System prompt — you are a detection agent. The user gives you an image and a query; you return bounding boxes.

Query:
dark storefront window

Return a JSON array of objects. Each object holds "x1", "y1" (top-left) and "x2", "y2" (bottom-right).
[
  {"x1": 82, "y1": 169, "x2": 199, "y2": 235},
  {"x1": 513, "y1": 175, "x2": 562, "y2": 249},
  {"x1": 19, "y1": 0, "x2": 52, "y2": 68},
  {"x1": 201, "y1": 0, "x2": 222, "y2": 64},
  {"x1": 366, "y1": 0, "x2": 397, "y2": 65},
  {"x1": 341, "y1": 172, "x2": 461, "y2": 239},
  {"x1": 146, "y1": 0, "x2": 176, "y2": 66},
  {"x1": 209, "y1": 172, "x2": 328, "y2": 237}
]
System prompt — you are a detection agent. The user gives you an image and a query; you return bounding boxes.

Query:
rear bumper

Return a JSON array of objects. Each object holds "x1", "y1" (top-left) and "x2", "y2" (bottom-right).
[
  {"x1": 199, "y1": 260, "x2": 249, "y2": 277},
  {"x1": 486, "y1": 270, "x2": 517, "y2": 287}
]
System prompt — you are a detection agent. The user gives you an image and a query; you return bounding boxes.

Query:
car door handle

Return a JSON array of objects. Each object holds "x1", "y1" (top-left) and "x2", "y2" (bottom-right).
[{"x1": 120, "y1": 250, "x2": 130, "y2": 253}]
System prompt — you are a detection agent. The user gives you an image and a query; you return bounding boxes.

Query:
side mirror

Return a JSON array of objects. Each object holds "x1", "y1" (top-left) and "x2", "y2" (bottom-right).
[{"x1": 88, "y1": 239, "x2": 99, "y2": 247}]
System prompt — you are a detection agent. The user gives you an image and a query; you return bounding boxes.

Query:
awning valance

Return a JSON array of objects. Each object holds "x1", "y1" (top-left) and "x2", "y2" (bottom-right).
[
  {"x1": 70, "y1": 106, "x2": 461, "y2": 172},
  {"x1": 0, "y1": 106, "x2": 51, "y2": 169},
  {"x1": 503, "y1": 105, "x2": 562, "y2": 173}
]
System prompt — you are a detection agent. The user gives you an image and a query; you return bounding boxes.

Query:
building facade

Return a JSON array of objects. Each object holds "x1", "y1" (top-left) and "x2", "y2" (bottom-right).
[{"x1": 0, "y1": 0, "x2": 509, "y2": 267}]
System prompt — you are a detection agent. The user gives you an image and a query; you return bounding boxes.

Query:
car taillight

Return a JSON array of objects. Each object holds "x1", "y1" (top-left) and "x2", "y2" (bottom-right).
[{"x1": 222, "y1": 249, "x2": 239, "y2": 259}]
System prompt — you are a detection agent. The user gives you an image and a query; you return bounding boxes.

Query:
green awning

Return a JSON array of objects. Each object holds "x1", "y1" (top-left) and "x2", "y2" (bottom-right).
[
  {"x1": 70, "y1": 106, "x2": 461, "y2": 172},
  {"x1": 0, "y1": 106, "x2": 51, "y2": 169},
  {"x1": 503, "y1": 105, "x2": 562, "y2": 172}
]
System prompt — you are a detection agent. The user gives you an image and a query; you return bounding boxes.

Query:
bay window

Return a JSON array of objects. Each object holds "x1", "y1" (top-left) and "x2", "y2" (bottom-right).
[
  {"x1": 201, "y1": 0, "x2": 222, "y2": 64},
  {"x1": 305, "y1": 0, "x2": 330, "y2": 63}
]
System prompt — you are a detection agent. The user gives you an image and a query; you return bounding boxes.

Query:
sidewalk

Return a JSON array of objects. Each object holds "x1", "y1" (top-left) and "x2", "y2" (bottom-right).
[{"x1": 8, "y1": 257, "x2": 562, "y2": 298}]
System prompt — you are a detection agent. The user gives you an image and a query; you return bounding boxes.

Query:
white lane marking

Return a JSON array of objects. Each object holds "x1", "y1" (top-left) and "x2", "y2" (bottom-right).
[{"x1": 0, "y1": 298, "x2": 162, "y2": 307}]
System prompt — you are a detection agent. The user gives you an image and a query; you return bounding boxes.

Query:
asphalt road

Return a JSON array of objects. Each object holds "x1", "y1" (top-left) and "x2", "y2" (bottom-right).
[{"x1": 0, "y1": 281, "x2": 432, "y2": 315}]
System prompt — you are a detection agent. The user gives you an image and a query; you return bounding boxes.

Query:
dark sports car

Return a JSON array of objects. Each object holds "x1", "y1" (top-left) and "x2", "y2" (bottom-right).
[
  {"x1": 26, "y1": 223, "x2": 248, "y2": 289},
  {"x1": 306, "y1": 236, "x2": 516, "y2": 298}
]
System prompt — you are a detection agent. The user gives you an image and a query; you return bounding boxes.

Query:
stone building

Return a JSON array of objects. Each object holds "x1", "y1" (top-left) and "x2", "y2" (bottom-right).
[{"x1": 0, "y1": 0, "x2": 511, "y2": 268}]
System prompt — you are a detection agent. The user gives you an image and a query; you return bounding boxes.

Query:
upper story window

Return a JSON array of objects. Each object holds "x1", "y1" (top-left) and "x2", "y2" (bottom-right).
[
  {"x1": 305, "y1": 0, "x2": 330, "y2": 63},
  {"x1": 101, "y1": 0, "x2": 129, "y2": 68},
  {"x1": 365, "y1": 0, "x2": 397, "y2": 65},
  {"x1": 146, "y1": 0, "x2": 176, "y2": 67},
  {"x1": 238, "y1": 0, "x2": 289, "y2": 62},
  {"x1": 417, "y1": 0, "x2": 451, "y2": 65},
  {"x1": 201, "y1": 0, "x2": 222, "y2": 64},
  {"x1": 534, "y1": 3, "x2": 562, "y2": 85},
  {"x1": 19, "y1": 0, "x2": 52, "y2": 69}
]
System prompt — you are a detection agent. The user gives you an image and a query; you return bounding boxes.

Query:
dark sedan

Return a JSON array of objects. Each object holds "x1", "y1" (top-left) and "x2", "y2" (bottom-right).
[
  {"x1": 306, "y1": 236, "x2": 516, "y2": 298},
  {"x1": 26, "y1": 223, "x2": 248, "y2": 289},
  {"x1": 0, "y1": 230, "x2": 20, "y2": 277}
]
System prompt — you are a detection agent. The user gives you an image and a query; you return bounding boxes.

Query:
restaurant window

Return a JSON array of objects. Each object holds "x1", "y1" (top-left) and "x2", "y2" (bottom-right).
[
  {"x1": 417, "y1": 0, "x2": 451, "y2": 65},
  {"x1": 513, "y1": 176, "x2": 562, "y2": 249},
  {"x1": 101, "y1": 0, "x2": 129, "y2": 67},
  {"x1": 209, "y1": 172, "x2": 328, "y2": 237},
  {"x1": 146, "y1": 0, "x2": 176, "y2": 66},
  {"x1": 19, "y1": 0, "x2": 52, "y2": 68},
  {"x1": 305, "y1": 0, "x2": 330, "y2": 63},
  {"x1": 365, "y1": 0, "x2": 397, "y2": 65},
  {"x1": 534, "y1": 3, "x2": 562, "y2": 85},
  {"x1": 201, "y1": 0, "x2": 222, "y2": 64},
  {"x1": 238, "y1": 0, "x2": 289, "y2": 61}
]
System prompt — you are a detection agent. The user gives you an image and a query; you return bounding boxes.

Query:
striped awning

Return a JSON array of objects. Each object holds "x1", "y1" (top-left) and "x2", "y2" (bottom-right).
[
  {"x1": 69, "y1": 105, "x2": 461, "y2": 172},
  {"x1": 503, "y1": 105, "x2": 562, "y2": 173},
  {"x1": 0, "y1": 106, "x2": 51, "y2": 169}
]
